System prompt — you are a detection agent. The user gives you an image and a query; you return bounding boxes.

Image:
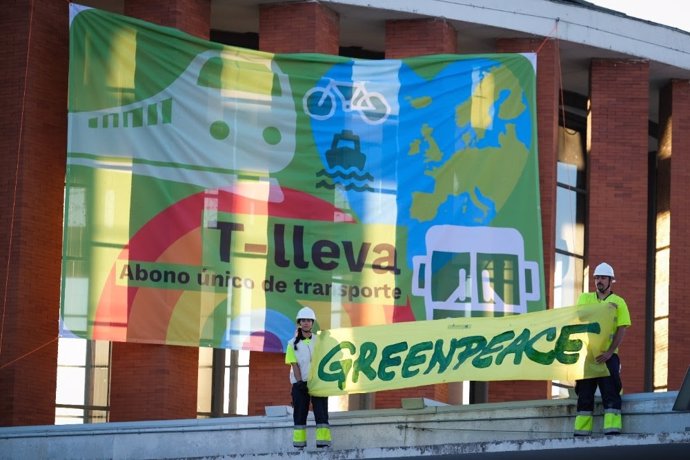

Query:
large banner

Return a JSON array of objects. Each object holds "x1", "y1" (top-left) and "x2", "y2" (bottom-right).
[
  {"x1": 309, "y1": 303, "x2": 616, "y2": 396},
  {"x1": 62, "y1": 4, "x2": 544, "y2": 352}
]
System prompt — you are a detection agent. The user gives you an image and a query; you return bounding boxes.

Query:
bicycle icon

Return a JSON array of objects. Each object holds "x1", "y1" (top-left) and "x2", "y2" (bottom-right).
[{"x1": 303, "y1": 79, "x2": 391, "y2": 125}]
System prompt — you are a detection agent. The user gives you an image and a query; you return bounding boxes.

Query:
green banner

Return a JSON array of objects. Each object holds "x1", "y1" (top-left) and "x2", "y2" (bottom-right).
[
  {"x1": 309, "y1": 303, "x2": 617, "y2": 396},
  {"x1": 62, "y1": 4, "x2": 544, "y2": 352}
]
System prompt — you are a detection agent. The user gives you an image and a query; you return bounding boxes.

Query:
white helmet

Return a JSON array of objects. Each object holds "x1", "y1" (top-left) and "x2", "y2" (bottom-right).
[
  {"x1": 593, "y1": 262, "x2": 615, "y2": 278},
  {"x1": 296, "y1": 307, "x2": 316, "y2": 322}
]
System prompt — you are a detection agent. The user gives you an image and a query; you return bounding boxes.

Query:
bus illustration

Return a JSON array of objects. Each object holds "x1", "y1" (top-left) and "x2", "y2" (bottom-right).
[
  {"x1": 68, "y1": 49, "x2": 297, "y2": 192},
  {"x1": 412, "y1": 225, "x2": 541, "y2": 319}
]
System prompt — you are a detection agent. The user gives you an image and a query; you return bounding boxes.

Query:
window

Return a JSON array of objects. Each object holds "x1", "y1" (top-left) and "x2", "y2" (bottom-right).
[
  {"x1": 554, "y1": 126, "x2": 586, "y2": 308},
  {"x1": 197, "y1": 348, "x2": 249, "y2": 417},
  {"x1": 552, "y1": 125, "x2": 587, "y2": 399},
  {"x1": 55, "y1": 338, "x2": 111, "y2": 424}
]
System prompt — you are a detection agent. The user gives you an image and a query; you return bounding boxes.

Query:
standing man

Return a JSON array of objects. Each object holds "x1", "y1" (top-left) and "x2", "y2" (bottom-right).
[
  {"x1": 285, "y1": 307, "x2": 331, "y2": 449},
  {"x1": 574, "y1": 262, "x2": 631, "y2": 436}
]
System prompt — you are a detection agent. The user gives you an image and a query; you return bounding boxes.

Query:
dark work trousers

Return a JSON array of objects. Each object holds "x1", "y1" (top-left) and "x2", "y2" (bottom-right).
[
  {"x1": 291, "y1": 382, "x2": 329, "y2": 426},
  {"x1": 575, "y1": 354, "x2": 623, "y2": 411}
]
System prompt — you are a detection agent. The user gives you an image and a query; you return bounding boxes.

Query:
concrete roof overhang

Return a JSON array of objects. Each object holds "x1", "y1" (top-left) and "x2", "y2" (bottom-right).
[{"x1": 86, "y1": 0, "x2": 690, "y2": 124}]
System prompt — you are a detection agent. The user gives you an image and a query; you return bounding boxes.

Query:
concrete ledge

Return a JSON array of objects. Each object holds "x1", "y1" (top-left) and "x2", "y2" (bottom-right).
[
  {"x1": 1, "y1": 392, "x2": 688, "y2": 459},
  {"x1": 215, "y1": 432, "x2": 690, "y2": 459},
  {"x1": 401, "y1": 397, "x2": 449, "y2": 410},
  {"x1": 264, "y1": 405, "x2": 293, "y2": 417}
]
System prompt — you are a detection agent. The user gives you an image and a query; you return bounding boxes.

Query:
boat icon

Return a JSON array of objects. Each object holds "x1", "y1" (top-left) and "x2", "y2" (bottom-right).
[{"x1": 325, "y1": 130, "x2": 366, "y2": 171}]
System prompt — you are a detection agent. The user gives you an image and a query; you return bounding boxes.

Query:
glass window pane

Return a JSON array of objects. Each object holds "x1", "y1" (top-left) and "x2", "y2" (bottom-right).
[
  {"x1": 57, "y1": 338, "x2": 87, "y2": 366},
  {"x1": 553, "y1": 253, "x2": 584, "y2": 308},
  {"x1": 555, "y1": 187, "x2": 585, "y2": 255},
  {"x1": 224, "y1": 367, "x2": 231, "y2": 414},
  {"x1": 92, "y1": 368, "x2": 110, "y2": 407},
  {"x1": 198, "y1": 347, "x2": 214, "y2": 366},
  {"x1": 88, "y1": 410, "x2": 108, "y2": 424},
  {"x1": 56, "y1": 339, "x2": 111, "y2": 424},
  {"x1": 197, "y1": 367, "x2": 212, "y2": 413},
  {"x1": 55, "y1": 407, "x2": 85, "y2": 425},
  {"x1": 56, "y1": 367, "x2": 86, "y2": 405},
  {"x1": 557, "y1": 127, "x2": 585, "y2": 188},
  {"x1": 201, "y1": 349, "x2": 251, "y2": 418},
  {"x1": 236, "y1": 367, "x2": 249, "y2": 415},
  {"x1": 557, "y1": 162, "x2": 579, "y2": 188},
  {"x1": 93, "y1": 341, "x2": 110, "y2": 366}
]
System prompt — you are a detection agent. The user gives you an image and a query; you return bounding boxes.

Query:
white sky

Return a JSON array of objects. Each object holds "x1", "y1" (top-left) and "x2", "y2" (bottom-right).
[{"x1": 589, "y1": 0, "x2": 690, "y2": 32}]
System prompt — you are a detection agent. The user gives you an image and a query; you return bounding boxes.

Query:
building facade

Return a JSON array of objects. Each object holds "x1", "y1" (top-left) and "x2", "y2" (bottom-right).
[{"x1": 2, "y1": 0, "x2": 690, "y2": 426}]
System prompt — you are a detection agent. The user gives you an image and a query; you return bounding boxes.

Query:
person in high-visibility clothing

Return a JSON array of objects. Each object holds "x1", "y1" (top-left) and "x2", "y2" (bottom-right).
[
  {"x1": 285, "y1": 307, "x2": 331, "y2": 448},
  {"x1": 574, "y1": 262, "x2": 631, "y2": 436}
]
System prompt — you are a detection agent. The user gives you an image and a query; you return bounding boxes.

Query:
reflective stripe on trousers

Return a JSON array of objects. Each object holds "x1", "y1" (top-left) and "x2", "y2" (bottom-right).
[
  {"x1": 603, "y1": 409, "x2": 622, "y2": 434},
  {"x1": 316, "y1": 424, "x2": 332, "y2": 447},
  {"x1": 292, "y1": 426, "x2": 307, "y2": 448},
  {"x1": 574, "y1": 411, "x2": 593, "y2": 436}
]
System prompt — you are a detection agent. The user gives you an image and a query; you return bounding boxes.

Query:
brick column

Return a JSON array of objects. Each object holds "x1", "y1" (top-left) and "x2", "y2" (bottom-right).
[
  {"x1": 248, "y1": 1, "x2": 340, "y2": 415},
  {"x1": 259, "y1": 2, "x2": 339, "y2": 54},
  {"x1": 385, "y1": 19, "x2": 457, "y2": 58},
  {"x1": 658, "y1": 80, "x2": 690, "y2": 391},
  {"x1": 247, "y1": 351, "x2": 292, "y2": 416},
  {"x1": 0, "y1": 0, "x2": 67, "y2": 426},
  {"x1": 485, "y1": 38, "x2": 560, "y2": 402},
  {"x1": 374, "y1": 385, "x2": 447, "y2": 410},
  {"x1": 109, "y1": 344, "x2": 200, "y2": 421},
  {"x1": 587, "y1": 59, "x2": 649, "y2": 393},
  {"x1": 125, "y1": 0, "x2": 210, "y2": 39},
  {"x1": 107, "y1": 0, "x2": 211, "y2": 422}
]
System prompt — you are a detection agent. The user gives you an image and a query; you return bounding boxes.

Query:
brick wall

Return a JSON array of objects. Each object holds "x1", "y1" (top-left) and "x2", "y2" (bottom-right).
[
  {"x1": 375, "y1": 385, "x2": 444, "y2": 410},
  {"x1": 662, "y1": 80, "x2": 690, "y2": 390},
  {"x1": 488, "y1": 381, "x2": 550, "y2": 403},
  {"x1": 587, "y1": 59, "x2": 649, "y2": 393},
  {"x1": 0, "y1": 0, "x2": 67, "y2": 426},
  {"x1": 259, "y1": 2, "x2": 339, "y2": 54},
  {"x1": 247, "y1": 351, "x2": 292, "y2": 416},
  {"x1": 125, "y1": 0, "x2": 211, "y2": 39},
  {"x1": 385, "y1": 19, "x2": 457, "y2": 58},
  {"x1": 109, "y1": 344, "x2": 199, "y2": 421}
]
